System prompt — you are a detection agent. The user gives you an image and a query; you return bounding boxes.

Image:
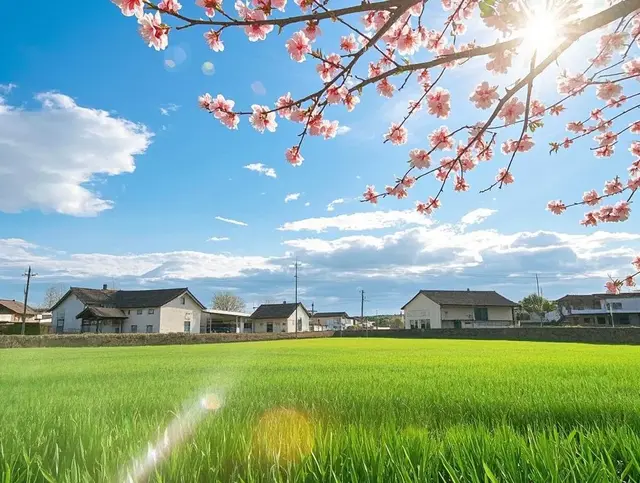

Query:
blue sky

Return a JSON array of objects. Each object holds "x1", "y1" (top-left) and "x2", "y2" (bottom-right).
[{"x1": 0, "y1": 0, "x2": 638, "y2": 314}]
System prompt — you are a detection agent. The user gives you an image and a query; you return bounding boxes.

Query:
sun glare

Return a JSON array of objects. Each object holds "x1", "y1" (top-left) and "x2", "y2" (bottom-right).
[{"x1": 519, "y1": 6, "x2": 563, "y2": 59}]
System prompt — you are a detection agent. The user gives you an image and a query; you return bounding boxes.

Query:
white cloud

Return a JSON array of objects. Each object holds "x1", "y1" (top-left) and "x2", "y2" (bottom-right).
[
  {"x1": 207, "y1": 237, "x2": 230, "y2": 242},
  {"x1": 285, "y1": 193, "x2": 301, "y2": 203},
  {"x1": 251, "y1": 81, "x2": 266, "y2": 95},
  {"x1": 0, "y1": 83, "x2": 16, "y2": 94},
  {"x1": 460, "y1": 208, "x2": 497, "y2": 225},
  {"x1": 244, "y1": 163, "x2": 277, "y2": 178},
  {"x1": 0, "y1": 92, "x2": 152, "y2": 216},
  {"x1": 215, "y1": 216, "x2": 248, "y2": 226},
  {"x1": 327, "y1": 198, "x2": 345, "y2": 212},
  {"x1": 160, "y1": 103, "x2": 180, "y2": 116},
  {"x1": 305, "y1": 202, "x2": 311, "y2": 207},
  {"x1": 336, "y1": 125, "x2": 351, "y2": 136},
  {"x1": 279, "y1": 209, "x2": 435, "y2": 232}
]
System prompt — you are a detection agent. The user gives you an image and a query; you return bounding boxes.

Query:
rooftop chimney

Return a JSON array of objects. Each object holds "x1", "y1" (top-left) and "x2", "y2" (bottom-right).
[
  {"x1": 283, "y1": 300, "x2": 287, "y2": 304},
  {"x1": 103, "y1": 284, "x2": 108, "y2": 290},
  {"x1": 467, "y1": 288, "x2": 470, "y2": 291}
]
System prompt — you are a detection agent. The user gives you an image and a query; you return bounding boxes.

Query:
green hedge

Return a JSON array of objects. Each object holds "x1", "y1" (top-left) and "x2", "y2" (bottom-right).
[
  {"x1": 0, "y1": 330, "x2": 335, "y2": 348},
  {"x1": 0, "y1": 323, "x2": 47, "y2": 336}
]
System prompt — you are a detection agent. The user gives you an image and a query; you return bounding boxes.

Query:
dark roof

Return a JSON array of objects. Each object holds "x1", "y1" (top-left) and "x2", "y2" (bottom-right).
[
  {"x1": 402, "y1": 290, "x2": 518, "y2": 309},
  {"x1": 313, "y1": 312, "x2": 351, "y2": 318},
  {"x1": 52, "y1": 287, "x2": 205, "y2": 311},
  {"x1": 557, "y1": 292, "x2": 640, "y2": 305},
  {"x1": 76, "y1": 306, "x2": 128, "y2": 319},
  {"x1": 251, "y1": 303, "x2": 309, "y2": 319},
  {"x1": 0, "y1": 299, "x2": 36, "y2": 315}
]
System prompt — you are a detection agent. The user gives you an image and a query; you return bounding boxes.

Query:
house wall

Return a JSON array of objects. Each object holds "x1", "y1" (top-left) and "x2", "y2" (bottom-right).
[
  {"x1": 314, "y1": 316, "x2": 353, "y2": 330},
  {"x1": 51, "y1": 294, "x2": 86, "y2": 333},
  {"x1": 441, "y1": 305, "x2": 514, "y2": 328},
  {"x1": 120, "y1": 308, "x2": 161, "y2": 333},
  {"x1": 159, "y1": 294, "x2": 203, "y2": 333},
  {"x1": 251, "y1": 318, "x2": 289, "y2": 333},
  {"x1": 286, "y1": 308, "x2": 310, "y2": 332},
  {"x1": 403, "y1": 294, "x2": 442, "y2": 329},
  {"x1": 0, "y1": 307, "x2": 36, "y2": 322}
]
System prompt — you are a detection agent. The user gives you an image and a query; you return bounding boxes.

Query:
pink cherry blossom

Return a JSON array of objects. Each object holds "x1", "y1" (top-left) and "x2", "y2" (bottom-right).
[
  {"x1": 113, "y1": 0, "x2": 144, "y2": 17},
  {"x1": 320, "y1": 120, "x2": 339, "y2": 140},
  {"x1": 581, "y1": 212, "x2": 598, "y2": 226},
  {"x1": 550, "y1": 105, "x2": 565, "y2": 116},
  {"x1": 158, "y1": 0, "x2": 182, "y2": 13},
  {"x1": 633, "y1": 256, "x2": 640, "y2": 271},
  {"x1": 249, "y1": 104, "x2": 277, "y2": 133},
  {"x1": 409, "y1": 149, "x2": 431, "y2": 169},
  {"x1": 595, "y1": 144, "x2": 615, "y2": 158},
  {"x1": 486, "y1": 50, "x2": 513, "y2": 74},
  {"x1": 303, "y1": 21, "x2": 321, "y2": 41},
  {"x1": 628, "y1": 177, "x2": 640, "y2": 191},
  {"x1": 598, "y1": 32, "x2": 629, "y2": 53},
  {"x1": 604, "y1": 178, "x2": 624, "y2": 195},
  {"x1": 252, "y1": 0, "x2": 287, "y2": 11},
  {"x1": 244, "y1": 10, "x2": 274, "y2": 41},
  {"x1": 426, "y1": 88, "x2": 451, "y2": 119},
  {"x1": 469, "y1": 81, "x2": 498, "y2": 110},
  {"x1": 197, "y1": 0, "x2": 221, "y2": 17},
  {"x1": 363, "y1": 10, "x2": 390, "y2": 31},
  {"x1": 496, "y1": 168, "x2": 514, "y2": 184},
  {"x1": 594, "y1": 131, "x2": 617, "y2": 146},
  {"x1": 567, "y1": 121, "x2": 586, "y2": 133},
  {"x1": 583, "y1": 189, "x2": 600, "y2": 206},
  {"x1": 285, "y1": 146, "x2": 304, "y2": 166},
  {"x1": 623, "y1": 59, "x2": 640, "y2": 78},
  {"x1": 613, "y1": 200, "x2": 631, "y2": 221},
  {"x1": 629, "y1": 160, "x2": 640, "y2": 178},
  {"x1": 605, "y1": 280, "x2": 621, "y2": 294},
  {"x1": 424, "y1": 29, "x2": 447, "y2": 51},
  {"x1": 530, "y1": 100, "x2": 545, "y2": 117},
  {"x1": 326, "y1": 86, "x2": 347, "y2": 104},
  {"x1": 138, "y1": 12, "x2": 169, "y2": 51},
  {"x1": 340, "y1": 34, "x2": 359, "y2": 53},
  {"x1": 294, "y1": 0, "x2": 313, "y2": 11},
  {"x1": 408, "y1": 100, "x2": 422, "y2": 112},
  {"x1": 629, "y1": 141, "x2": 640, "y2": 157},
  {"x1": 397, "y1": 26, "x2": 420, "y2": 55},
  {"x1": 286, "y1": 31, "x2": 311, "y2": 61},
  {"x1": 344, "y1": 92, "x2": 360, "y2": 112},
  {"x1": 308, "y1": 113, "x2": 324, "y2": 136},
  {"x1": 417, "y1": 69, "x2": 430, "y2": 89},
  {"x1": 437, "y1": 45, "x2": 457, "y2": 68},
  {"x1": 363, "y1": 185, "x2": 378, "y2": 204},
  {"x1": 198, "y1": 93, "x2": 213, "y2": 111},
  {"x1": 377, "y1": 79, "x2": 396, "y2": 98},
  {"x1": 630, "y1": 121, "x2": 640, "y2": 133},
  {"x1": 498, "y1": 97, "x2": 525, "y2": 125},
  {"x1": 275, "y1": 93, "x2": 295, "y2": 119},
  {"x1": 401, "y1": 176, "x2": 416, "y2": 188},
  {"x1": 429, "y1": 126, "x2": 454, "y2": 150},
  {"x1": 454, "y1": 175, "x2": 469, "y2": 192},
  {"x1": 386, "y1": 185, "x2": 408, "y2": 199},
  {"x1": 204, "y1": 30, "x2": 224, "y2": 51},
  {"x1": 384, "y1": 123, "x2": 408, "y2": 145},
  {"x1": 289, "y1": 108, "x2": 307, "y2": 123},
  {"x1": 557, "y1": 71, "x2": 588, "y2": 95},
  {"x1": 625, "y1": 276, "x2": 636, "y2": 287},
  {"x1": 547, "y1": 200, "x2": 566, "y2": 215},
  {"x1": 596, "y1": 81, "x2": 623, "y2": 101},
  {"x1": 416, "y1": 196, "x2": 440, "y2": 215},
  {"x1": 434, "y1": 167, "x2": 449, "y2": 181},
  {"x1": 368, "y1": 62, "x2": 382, "y2": 79}
]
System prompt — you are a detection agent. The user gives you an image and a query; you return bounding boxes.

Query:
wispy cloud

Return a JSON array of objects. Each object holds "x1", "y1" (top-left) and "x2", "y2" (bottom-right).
[
  {"x1": 251, "y1": 81, "x2": 266, "y2": 95},
  {"x1": 215, "y1": 216, "x2": 248, "y2": 226},
  {"x1": 0, "y1": 83, "x2": 16, "y2": 94},
  {"x1": 207, "y1": 236, "x2": 230, "y2": 242},
  {"x1": 285, "y1": 193, "x2": 301, "y2": 203},
  {"x1": 336, "y1": 125, "x2": 351, "y2": 136},
  {"x1": 460, "y1": 208, "x2": 497, "y2": 225},
  {"x1": 305, "y1": 202, "x2": 311, "y2": 207},
  {"x1": 279, "y1": 209, "x2": 434, "y2": 232},
  {"x1": 160, "y1": 103, "x2": 180, "y2": 116},
  {"x1": 244, "y1": 163, "x2": 277, "y2": 178},
  {"x1": 327, "y1": 198, "x2": 345, "y2": 212}
]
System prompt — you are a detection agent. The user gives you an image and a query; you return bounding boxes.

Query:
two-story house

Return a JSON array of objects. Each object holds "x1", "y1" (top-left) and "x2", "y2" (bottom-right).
[
  {"x1": 402, "y1": 290, "x2": 518, "y2": 329},
  {"x1": 51, "y1": 285, "x2": 205, "y2": 334},
  {"x1": 556, "y1": 293, "x2": 640, "y2": 325},
  {"x1": 311, "y1": 312, "x2": 355, "y2": 331}
]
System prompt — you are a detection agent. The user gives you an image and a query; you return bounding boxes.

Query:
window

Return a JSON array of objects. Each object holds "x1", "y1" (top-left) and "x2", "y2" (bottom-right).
[
  {"x1": 297, "y1": 318, "x2": 302, "y2": 331},
  {"x1": 474, "y1": 307, "x2": 489, "y2": 321},
  {"x1": 244, "y1": 322, "x2": 252, "y2": 333},
  {"x1": 56, "y1": 312, "x2": 65, "y2": 333},
  {"x1": 115, "y1": 327, "x2": 120, "y2": 334},
  {"x1": 148, "y1": 309, "x2": 155, "y2": 315},
  {"x1": 607, "y1": 302, "x2": 623, "y2": 310},
  {"x1": 131, "y1": 325, "x2": 138, "y2": 333},
  {"x1": 180, "y1": 297, "x2": 185, "y2": 305},
  {"x1": 619, "y1": 314, "x2": 630, "y2": 325},
  {"x1": 267, "y1": 323, "x2": 273, "y2": 333},
  {"x1": 146, "y1": 325, "x2": 153, "y2": 333},
  {"x1": 184, "y1": 321, "x2": 191, "y2": 333},
  {"x1": 420, "y1": 319, "x2": 430, "y2": 329},
  {"x1": 137, "y1": 309, "x2": 143, "y2": 315}
]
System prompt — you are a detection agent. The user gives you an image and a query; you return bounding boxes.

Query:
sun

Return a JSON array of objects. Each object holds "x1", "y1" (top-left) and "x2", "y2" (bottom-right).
[{"x1": 518, "y1": 5, "x2": 564, "y2": 59}]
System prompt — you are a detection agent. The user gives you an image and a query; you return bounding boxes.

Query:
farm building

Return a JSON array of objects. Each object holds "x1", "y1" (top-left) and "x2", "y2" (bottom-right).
[
  {"x1": 555, "y1": 293, "x2": 640, "y2": 325},
  {"x1": 310, "y1": 312, "x2": 355, "y2": 331},
  {"x1": 250, "y1": 302, "x2": 310, "y2": 333},
  {"x1": 402, "y1": 290, "x2": 518, "y2": 329},
  {"x1": 0, "y1": 299, "x2": 37, "y2": 323},
  {"x1": 201, "y1": 309, "x2": 253, "y2": 333},
  {"x1": 51, "y1": 285, "x2": 205, "y2": 334}
]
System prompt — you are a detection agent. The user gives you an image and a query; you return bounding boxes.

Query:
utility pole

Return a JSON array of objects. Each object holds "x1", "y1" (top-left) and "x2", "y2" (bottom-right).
[
  {"x1": 294, "y1": 257, "x2": 299, "y2": 338},
  {"x1": 535, "y1": 274, "x2": 540, "y2": 297},
  {"x1": 21, "y1": 266, "x2": 37, "y2": 335},
  {"x1": 360, "y1": 289, "x2": 366, "y2": 337}
]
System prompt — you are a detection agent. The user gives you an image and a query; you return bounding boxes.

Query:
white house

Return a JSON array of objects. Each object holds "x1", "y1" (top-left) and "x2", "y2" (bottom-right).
[
  {"x1": 51, "y1": 285, "x2": 205, "y2": 334},
  {"x1": 556, "y1": 292, "x2": 640, "y2": 325},
  {"x1": 0, "y1": 299, "x2": 37, "y2": 323},
  {"x1": 311, "y1": 312, "x2": 355, "y2": 331},
  {"x1": 249, "y1": 302, "x2": 310, "y2": 333},
  {"x1": 402, "y1": 290, "x2": 518, "y2": 329}
]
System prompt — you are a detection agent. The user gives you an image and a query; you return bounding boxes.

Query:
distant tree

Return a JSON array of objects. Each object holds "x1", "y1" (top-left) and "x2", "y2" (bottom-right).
[
  {"x1": 390, "y1": 317, "x2": 404, "y2": 329},
  {"x1": 41, "y1": 285, "x2": 66, "y2": 310},
  {"x1": 519, "y1": 294, "x2": 557, "y2": 320},
  {"x1": 211, "y1": 292, "x2": 246, "y2": 312}
]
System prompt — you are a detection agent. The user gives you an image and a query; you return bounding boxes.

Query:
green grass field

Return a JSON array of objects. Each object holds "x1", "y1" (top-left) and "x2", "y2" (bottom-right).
[{"x1": 3, "y1": 338, "x2": 640, "y2": 482}]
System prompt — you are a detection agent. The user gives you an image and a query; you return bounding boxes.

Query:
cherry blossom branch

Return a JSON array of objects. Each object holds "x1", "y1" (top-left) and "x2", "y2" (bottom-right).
[{"x1": 564, "y1": 186, "x2": 630, "y2": 209}]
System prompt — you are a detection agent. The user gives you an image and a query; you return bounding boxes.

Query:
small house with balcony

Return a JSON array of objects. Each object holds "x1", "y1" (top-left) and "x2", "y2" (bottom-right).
[
  {"x1": 402, "y1": 290, "x2": 518, "y2": 329},
  {"x1": 556, "y1": 293, "x2": 640, "y2": 325}
]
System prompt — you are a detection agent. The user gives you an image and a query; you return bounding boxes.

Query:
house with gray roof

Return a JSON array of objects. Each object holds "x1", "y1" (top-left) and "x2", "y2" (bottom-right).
[
  {"x1": 401, "y1": 290, "x2": 518, "y2": 329},
  {"x1": 51, "y1": 284, "x2": 205, "y2": 334},
  {"x1": 249, "y1": 302, "x2": 310, "y2": 333}
]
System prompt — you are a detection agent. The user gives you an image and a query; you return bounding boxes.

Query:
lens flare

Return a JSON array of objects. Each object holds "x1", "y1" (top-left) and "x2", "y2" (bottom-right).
[
  {"x1": 122, "y1": 392, "x2": 224, "y2": 483},
  {"x1": 252, "y1": 408, "x2": 314, "y2": 463}
]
